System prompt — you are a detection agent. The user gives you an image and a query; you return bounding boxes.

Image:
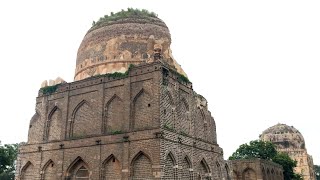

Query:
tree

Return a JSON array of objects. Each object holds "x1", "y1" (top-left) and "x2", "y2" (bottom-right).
[
  {"x1": 229, "y1": 140, "x2": 277, "y2": 161},
  {"x1": 229, "y1": 140, "x2": 301, "y2": 180},
  {"x1": 315, "y1": 165, "x2": 320, "y2": 180},
  {"x1": 0, "y1": 143, "x2": 18, "y2": 180},
  {"x1": 273, "y1": 152, "x2": 302, "y2": 180}
]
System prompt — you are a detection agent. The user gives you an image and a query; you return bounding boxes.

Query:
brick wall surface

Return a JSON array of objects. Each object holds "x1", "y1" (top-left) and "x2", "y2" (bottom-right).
[{"x1": 17, "y1": 62, "x2": 228, "y2": 180}]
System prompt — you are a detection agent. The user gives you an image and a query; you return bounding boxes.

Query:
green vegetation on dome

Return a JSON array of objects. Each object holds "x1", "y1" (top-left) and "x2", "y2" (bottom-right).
[
  {"x1": 90, "y1": 8, "x2": 158, "y2": 31},
  {"x1": 92, "y1": 64, "x2": 135, "y2": 79}
]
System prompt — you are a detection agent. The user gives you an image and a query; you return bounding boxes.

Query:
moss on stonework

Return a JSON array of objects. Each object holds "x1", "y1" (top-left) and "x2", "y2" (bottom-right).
[
  {"x1": 93, "y1": 64, "x2": 135, "y2": 79},
  {"x1": 177, "y1": 73, "x2": 191, "y2": 83},
  {"x1": 90, "y1": 8, "x2": 158, "y2": 32},
  {"x1": 110, "y1": 130, "x2": 123, "y2": 135},
  {"x1": 179, "y1": 131, "x2": 188, "y2": 136},
  {"x1": 40, "y1": 84, "x2": 59, "y2": 95},
  {"x1": 169, "y1": 69, "x2": 191, "y2": 84},
  {"x1": 164, "y1": 123, "x2": 175, "y2": 132}
]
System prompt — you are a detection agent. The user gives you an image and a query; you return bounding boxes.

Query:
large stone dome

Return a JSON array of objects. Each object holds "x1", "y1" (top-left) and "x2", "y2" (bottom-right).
[
  {"x1": 260, "y1": 123, "x2": 306, "y2": 149},
  {"x1": 74, "y1": 9, "x2": 186, "y2": 81}
]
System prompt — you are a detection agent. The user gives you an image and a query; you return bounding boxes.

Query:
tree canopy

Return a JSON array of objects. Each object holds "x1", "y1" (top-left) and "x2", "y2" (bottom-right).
[
  {"x1": 229, "y1": 140, "x2": 277, "y2": 161},
  {"x1": 273, "y1": 152, "x2": 302, "y2": 180},
  {"x1": 229, "y1": 140, "x2": 302, "y2": 180},
  {"x1": 315, "y1": 165, "x2": 320, "y2": 180},
  {"x1": 0, "y1": 143, "x2": 18, "y2": 180}
]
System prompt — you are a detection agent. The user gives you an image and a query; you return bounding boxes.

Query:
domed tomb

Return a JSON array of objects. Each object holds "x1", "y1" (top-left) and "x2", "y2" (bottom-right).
[
  {"x1": 260, "y1": 123, "x2": 316, "y2": 179},
  {"x1": 75, "y1": 8, "x2": 186, "y2": 81},
  {"x1": 260, "y1": 123, "x2": 305, "y2": 149}
]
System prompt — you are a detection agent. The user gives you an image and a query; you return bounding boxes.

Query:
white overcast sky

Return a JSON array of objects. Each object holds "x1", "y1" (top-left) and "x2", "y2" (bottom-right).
[{"x1": 0, "y1": 0, "x2": 319, "y2": 165}]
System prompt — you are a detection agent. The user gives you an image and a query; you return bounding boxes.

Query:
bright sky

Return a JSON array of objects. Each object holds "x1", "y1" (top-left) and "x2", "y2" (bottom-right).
[{"x1": 0, "y1": 0, "x2": 319, "y2": 165}]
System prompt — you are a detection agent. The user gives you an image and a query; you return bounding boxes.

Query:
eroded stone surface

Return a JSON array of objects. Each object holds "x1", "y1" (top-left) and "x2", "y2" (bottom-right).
[
  {"x1": 261, "y1": 123, "x2": 316, "y2": 180},
  {"x1": 75, "y1": 17, "x2": 186, "y2": 81},
  {"x1": 41, "y1": 80, "x2": 48, "y2": 88}
]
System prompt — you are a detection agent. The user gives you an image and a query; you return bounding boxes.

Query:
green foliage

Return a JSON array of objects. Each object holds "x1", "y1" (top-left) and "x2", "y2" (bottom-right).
[
  {"x1": 107, "y1": 72, "x2": 127, "y2": 78},
  {"x1": 71, "y1": 132, "x2": 87, "y2": 139},
  {"x1": 0, "y1": 143, "x2": 18, "y2": 180},
  {"x1": 293, "y1": 173, "x2": 303, "y2": 180},
  {"x1": 163, "y1": 123, "x2": 175, "y2": 131},
  {"x1": 177, "y1": 74, "x2": 191, "y2": 83},
  {"x1": 273, "y1": 152, "x2": 300, "y2": 180},
  {"x1": 315, "y1": 165, "x2": 320, "y2": 180},
  {"x1": 111, "y1": 130, "x2": 122, "y2": 135},
  {"x1": 179, "y1": 131, "x2": 188, "y2": 136},
  {"x1": 93, "y1": 64, "x2": 134, "y2": 79},
  {"x1": 169, "y1": 69, "x2": 191, "y2": 84},
  {"x1": 229, "y1": 140, "x2": 302, "y2": 180},
  {"x1": 90, "y1": 8, "x2": 158, "y2": 31},
  {"x1": 40, "y1": 84, "x2": 59, "y2": 95},
  {"x1": 228, "y1": 140, "x2": 277, "y2": 161},
  {"x1": 0, "y1": 172, "x2": 14, "y2": 180}
]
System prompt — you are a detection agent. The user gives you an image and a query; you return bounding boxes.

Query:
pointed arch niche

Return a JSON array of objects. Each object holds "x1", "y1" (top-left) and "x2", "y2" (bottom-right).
[
  {"x1": 163, "y1": 152, "x2": 176, "y2": 179},
  {"x1": 42, "y1": 159, "x2": 57, "y2": 180},
  {"x1": 105, "y1": 94, "x2": 124, "y2": 134},
  {"x1": 70, "y1": 100, "x2": 96, "y2": 138},
  {"x1": 182, "y1": 156, "x2": 192, "y2": 180},
  {"x1": 102, "y1": 154, "x2": 121, "y2": 180},
  {"x1": 163, "y1": 91, "x2": 175, "y2": 129},
  {"x1": 21, "y1": 161, "x2": 35, "y2": 180},
  {"x1": 66, "y1": 157, "x2": 90, "y2": 180},
  {"x1": 132, "y1": 89, "x2": 153, "y2": 130},
  {"x1": 47, "y1": 106, "x2": 62, "y2": 141},
  {"x1": 130, "y1": 151, "x2": 153, "y2": 179},
  {"x1": 198, "y1": 159, "x2": 211, "y2": 180},
  {"x1": 242, "y1": 168, "x2": 257, "y2": 180},
  {"x1": 178, "y1": 97, "x2": 190, "y2": 134}
]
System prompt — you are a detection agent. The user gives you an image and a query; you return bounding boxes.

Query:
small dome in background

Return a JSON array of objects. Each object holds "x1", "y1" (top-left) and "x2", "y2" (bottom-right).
[{"x1": 260, "y1": 123, "x2": 306, "y2": 149}]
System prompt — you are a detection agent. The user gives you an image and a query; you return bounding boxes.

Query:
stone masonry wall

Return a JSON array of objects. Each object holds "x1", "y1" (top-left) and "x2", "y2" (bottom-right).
[
  {"x1": 159, "y1": 66, "x2": 227, "y2": 180},
  {"x1": 17, "y1": 61, "x2": 227, "y2": 180},
  {"x1": 230, "y1": 159, "x2": 284, "y2": 180}
]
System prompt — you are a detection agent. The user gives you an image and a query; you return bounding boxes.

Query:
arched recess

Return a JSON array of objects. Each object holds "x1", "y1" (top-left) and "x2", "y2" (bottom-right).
[
  {"x1": 225, "y1": 164, "x2": 231, "y2": 180},
  {"x1": 46, "y1": 106, "x2": 62, "y2": 141},
  {"x1": 178, "y1": 97, "x2": 190, "y2": 134},
  {"x1": 65, "y1": 157, "x2": 90, "y2": 180},
  {"x1": 102, "y1": 154, "x2": 121, "y2": 180},
  {"x1": 195, "y1": 109, "x2": 205, "y2": 140},
  {"x1": 216, "y1": 161, "x2": 222, "y2": 179},
  {"x1": 163, "y1": 91, "x2": 175, "y2": 129},
  {"x1": 163, "y1": 152, "x2": 176, "y2": 179},
  {"x1": 200, "y1": 109, "x2": 209, "y2": 141},
  {"x1": 130, "y1": 151, "x2": 153, "y2": 179},
  {"x1": 242, "y1": 168, "x2": 257, "y2": 180},
  {"x1": 42, "y1": 159, "x2": 57, "y2": 180},
  {"x1": 132, "y1": 89, "x2": 153, "y2": 130},
  {"x1": 233, "y1": 170, "x2": 240, "y2": 180},
  {"x1": 70, "y1": 100, "x2": 96, "y2": 138},
  {"x1": 262, "y1": 167, "x2": 266, "y2": 180},
  {"x1": 21, "y1": 161, "x2": 35, "y2": 180},
  {"x1": 105, "y1": 94, "x2": 124, "y2": 134},
  {"x1": 266, "y1": 168, "x2": 270, "y2": 179},
  {"x1": 182, "y1": 156, "x2": 192, "y2": 180},
  {"x1": 198, "y1": 159, "x2": 211, "y2": 180},
  {"x1": 271, "y1": 169, "x2": 275, "y2": 180},
  {"x1": 28, "y1": 112, "x2": 42, "y2": 143}
]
